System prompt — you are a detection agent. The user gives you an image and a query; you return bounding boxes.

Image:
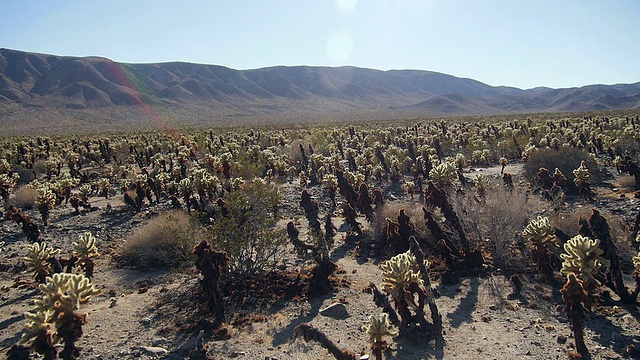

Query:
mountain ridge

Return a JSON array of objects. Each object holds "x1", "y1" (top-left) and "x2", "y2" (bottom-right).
[{"x1": 1, "y1": 48, "x2": 639, "y2": 132}]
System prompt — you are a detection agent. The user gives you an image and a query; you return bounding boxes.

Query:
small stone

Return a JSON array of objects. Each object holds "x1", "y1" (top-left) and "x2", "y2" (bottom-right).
[
  {"x1": 320, "y1": 302, "x2": 349, "y2": 318},
  {"x1": 139, "y1": 346, "x2": 168, "y2": 355},
  {"x1": 141, "y1": 317, "x2": 152, "y2": 326},
  {"x1": 557, "y1": 335, "x2": 567, "y2": 344},
  {"x1": 360, "y1": 355, "x2": 370, "y2": 360}
]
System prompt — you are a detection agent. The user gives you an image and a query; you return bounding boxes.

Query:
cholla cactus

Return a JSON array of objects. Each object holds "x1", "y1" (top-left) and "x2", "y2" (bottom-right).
[
  {"x1": 404, "y1": 181, "x2": 415, "y2": 199},
  {"x1": 474, "y1": 174, "x2": 490, "y2": 198},
  {"x1": 560, "y1": 235, "x2": 609, "y2": 288},
  {"x1": 73, "y1": 232, "x2": 99, "y2": 278},
  {"x1": 573, "y1": 161, "x2": 590, "y2": 187},
  {"x1": 522, "y1": 216, "x2": 558, "y2": 282},
  {"x1": 78, "y1": 183, "x2": 92, "y2": 203},
  {"x1": 454, "y1": 153, "x2": 467, "y2": 169},
  {"x1": 633, "y1": 252, "x2": 640, "y2": 273},
  {"x1": 98, "y1": 177, "x2": 111, "y2": 199},
  {"x1": 429, "y1": 161, "x2": 457, "y2": 188},
  {"x1": 499, "y1": 157, "x2": 508, "y2": 174},
  {"x1": 21, "y1": 273, "x2": 100, "y2": 359},
  {"x1": 573, "y1": 161, "x2": 594, "y2": 201},
  {"x1": 362, "y1": 313, "x2": 398, "y2": 359},
  {"x1": 1, "y1": 172, "x2": 20, "y2": 201},
  {"x1": 25, "y1": 242, "x2": 61, "y2": 283},
  {"x1": 522, "y1": 216, "x2": 558, "y2": 247},
  {"x1": 35, "y1": 186, "x2": 56, "y2": 226},
  {"x1": 380, "y1": 250, "x2": 427, "y2": 295}
]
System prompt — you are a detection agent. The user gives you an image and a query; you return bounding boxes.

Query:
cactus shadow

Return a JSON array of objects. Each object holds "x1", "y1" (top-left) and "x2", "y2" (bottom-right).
[
  {"x1": 270, "y1": 295, "x2": 326, "y2": 347},
  {"x1": 389, "y1": 335, "x2": 445, "y2": 360},
  {"x1": 586, "y1": 310, "x2": 636, "y2": 358},
  {"x1": 443, "y1": 277, "x2": 479, "y2": 328}
]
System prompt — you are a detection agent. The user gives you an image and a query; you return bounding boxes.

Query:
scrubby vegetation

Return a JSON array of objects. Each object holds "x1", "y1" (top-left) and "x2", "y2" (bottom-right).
[{"x1": 1, "y1": 111, "x2": 640, "y2": 359}]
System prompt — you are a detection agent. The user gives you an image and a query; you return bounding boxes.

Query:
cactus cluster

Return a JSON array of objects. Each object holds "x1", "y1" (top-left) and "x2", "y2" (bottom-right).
[{"x1": 560, "y1": 235, "x2": 609, "y2": 287}]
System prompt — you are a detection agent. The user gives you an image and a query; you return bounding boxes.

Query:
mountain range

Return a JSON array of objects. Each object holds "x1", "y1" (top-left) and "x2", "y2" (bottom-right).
[{"x1": 1, "y1": 48, "x2": 639, "y2": 133}]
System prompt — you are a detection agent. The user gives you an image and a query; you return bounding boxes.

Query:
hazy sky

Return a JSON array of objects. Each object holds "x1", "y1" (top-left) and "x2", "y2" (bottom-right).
[{"x1": 2, "y1": 0, "x2": 638, "y2": 89}]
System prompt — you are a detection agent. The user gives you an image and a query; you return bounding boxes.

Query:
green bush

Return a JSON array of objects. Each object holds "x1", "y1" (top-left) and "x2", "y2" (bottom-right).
[
  {"x1": 523, "y1": 147, "x2": 599, "y2": 192},
  {"x1": 116, "y1": 210, "x2": 204, "y2": 270},
  {"x1": 208, "y1": 180, "x2": 287, "y2": 277}
]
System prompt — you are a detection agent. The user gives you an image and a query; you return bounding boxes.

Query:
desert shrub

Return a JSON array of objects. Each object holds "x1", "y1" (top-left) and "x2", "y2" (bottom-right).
[
  {"x1": 31, "y1": 159, "x2": 47, "y2": 176},
  {"x1": 523, "y1": 148, "x2": 599, "y2": 192},
  {"x1": 207, "y1": 180, "x2": 287, "y2": 277},
  {"x1": 116, "y1": 210, "x2": 204, "y2": 270},
  {"x1": 11, "y1": 164, "x2": 35, "y2": 185},
  {"x1": 453, "y1": 183, "x2": 537, "y2": 271},
  {"x1": 10, "y1": 185, "x2": 38, "y2": 209},
  {"x1": 371, "y1": 201, "x2": 429, "y2": 242}
]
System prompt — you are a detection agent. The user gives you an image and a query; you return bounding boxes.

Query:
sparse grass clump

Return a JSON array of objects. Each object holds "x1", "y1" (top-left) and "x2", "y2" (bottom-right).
[{"x1": 116, "y1": 210, "x2": 204, "y2": 270}]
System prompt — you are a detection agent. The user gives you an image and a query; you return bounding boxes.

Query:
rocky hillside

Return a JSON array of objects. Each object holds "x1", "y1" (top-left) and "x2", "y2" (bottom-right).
[{"x1": 1, "y1": 48, "x2": 639, "y2": 133}]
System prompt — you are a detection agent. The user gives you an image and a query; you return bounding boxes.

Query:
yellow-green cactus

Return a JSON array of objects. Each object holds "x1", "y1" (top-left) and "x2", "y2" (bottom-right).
[
  {"x1": 560, "y1": 235, "x2": 610, "y2": 286},
  {"x1": 35, "y1": 186, "x2": 56, "y2": 226},
  {"x1": 380, "y1": 250, "x2": 429, "y2": 294},
  {"x1": 363, "y1": 313, "x2": 398, "y2": 343},
  {"x1": 363, "y1": 312, "x2": 398, "y2": 358},
  {"x1": 522, "y1": 216, "x2": 558, "y2": 247},
  {"x1": 73, "y1": 232, "x2": 99, "y2": 278},
  {"x1": 474, "y1": 174, "x2": 490, "y2": 198},
  {"x1": 429, "y1": 161, "x2": 457, "y2": 188},
  {"x1": 25, "y1": 242, "x2": 61, "y2": 283},
  {"x1": 21, "y1": 273, "x2": 100, "y2": 357},
  {"x1": 572, "y1": 161, "x2": 590, "y2": 188}
]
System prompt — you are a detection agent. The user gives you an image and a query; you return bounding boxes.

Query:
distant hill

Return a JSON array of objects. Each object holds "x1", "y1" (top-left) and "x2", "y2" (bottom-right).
[{"x1": 1, "y1": 48, "x2": 639, "y2": 134}]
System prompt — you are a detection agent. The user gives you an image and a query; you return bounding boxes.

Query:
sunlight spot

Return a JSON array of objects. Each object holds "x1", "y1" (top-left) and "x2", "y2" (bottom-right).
[
  {"x1": 327, "y1": 29, "x2": 353, "y2": 64},
  {"x1": 335, "y1": 0, "x2": 358, "y2": 15}
]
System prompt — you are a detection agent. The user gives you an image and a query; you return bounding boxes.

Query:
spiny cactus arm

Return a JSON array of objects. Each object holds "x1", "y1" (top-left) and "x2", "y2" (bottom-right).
[
  {"x1": 20, "y1": 309, "x2": 55, "y2": 345},
  {"x1": 66, "y1": 274, "x2": 101, "y2": 307}
]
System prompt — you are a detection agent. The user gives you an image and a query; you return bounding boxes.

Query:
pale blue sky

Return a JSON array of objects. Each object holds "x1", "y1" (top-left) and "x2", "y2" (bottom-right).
[{"x1": 1, "y1": 0, "x2": 638, "y2": 89}]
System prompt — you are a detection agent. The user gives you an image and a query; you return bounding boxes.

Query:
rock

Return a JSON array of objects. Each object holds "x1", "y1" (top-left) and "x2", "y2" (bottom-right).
[
  {"x1": 141, "y1": 317, "x2": 152, "y2": 326},
  {"x1": 139, "y1": 346, "x2": 168, "y2": 355},
  {"x1": 557, "y1": 335, "x2": 567, "y2": 344},
  {"x1": 320, "y1": 302, "x2": 349, "y2": 318},
  {"x1": 360, "y1": 355, "x2": 370, "y2": 360}
]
